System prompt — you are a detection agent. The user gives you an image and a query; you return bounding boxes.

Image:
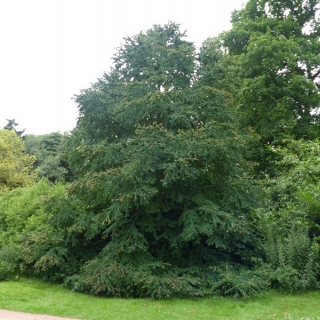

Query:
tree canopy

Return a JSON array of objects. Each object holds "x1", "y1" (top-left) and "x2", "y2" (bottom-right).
[
  {"x1": 1, "y1": 2, "x2": 320, "y2": 298},
  {"x1": 24, "y1": 132, "x2": 69, "y2": 182},
  {"x1": 0, "y1": 129, "x2": 36, "y2": 190},
  {"x1": 21, "y1": 22, "x2": 260, "y2": 298},
  {"x1": 223, "y1": 0, "x2": 320, "y2": 144}
]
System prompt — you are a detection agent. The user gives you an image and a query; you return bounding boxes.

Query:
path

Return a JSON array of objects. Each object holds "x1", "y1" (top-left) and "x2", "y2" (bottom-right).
[{"x1": 0, "y1": 310, "x2": 80, "y2": 320}]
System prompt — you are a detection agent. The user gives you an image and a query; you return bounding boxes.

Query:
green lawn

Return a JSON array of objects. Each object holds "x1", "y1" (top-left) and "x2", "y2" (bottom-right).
[{"x1": 0, "y1": 278, "x2": 319, "y2": 319}]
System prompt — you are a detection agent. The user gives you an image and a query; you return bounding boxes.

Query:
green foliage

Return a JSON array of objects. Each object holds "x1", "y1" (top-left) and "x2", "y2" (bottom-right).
[
  {"x1": 0, "y1": 129, "x2": 36, "y2": 190},
  {"x1": 212, "y1": 265, "x2": 270, "y2": 298},
  {"x1": 22, "y1": 22, "x2": 260, "y2": 298},
  {"x1": 24, "y1": 132, "x2": 69, "y2": 182},
  {"x1": 222, "y1": 0, "x2": 320, "y2": 177},
  {"x1": 220, "y1": 1, "x2": 320, "y2": 294},
  {"x1": 0, "y1": 246, "x2": 21, "y2": 280},
  {"x1": 67, "y1": 262, "x2": 205, "y2": 299},
  {"x1": 250, "y1": 140, "x2": 320, "y2": 291},
  {"x1": 4, "y1": 2, "x2": 320, "y2": 299},
  {"x1": 0, "y1": 179, "x2": 66, "y2": 279},
  {"x1": 262, "y1": 223, "x2": 319, "y2": 291},
  {"x1": 0, "y1": 179, "x2": 65, "y2": 242},
  {"x1": 258, "y1": 140, "x2": 320, "y2": 234}
]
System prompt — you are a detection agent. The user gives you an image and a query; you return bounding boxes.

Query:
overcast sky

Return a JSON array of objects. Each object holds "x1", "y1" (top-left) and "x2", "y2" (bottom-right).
[{"x1": 0, "y1": 0, "x2": 246, "y2": 135}]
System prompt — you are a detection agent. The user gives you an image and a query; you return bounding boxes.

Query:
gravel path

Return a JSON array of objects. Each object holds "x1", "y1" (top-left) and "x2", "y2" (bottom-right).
[{"x1": 0, "y1": 310, "x2": 80, "y2": 320}]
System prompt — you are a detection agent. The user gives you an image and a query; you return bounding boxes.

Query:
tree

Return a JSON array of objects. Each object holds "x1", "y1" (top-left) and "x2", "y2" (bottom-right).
[
  {"x1": 223, "y1": 0, "x2": 320, "y2": 145},
  {"x1": 220, "y1": 0, "x2": 320, "y2": 289},
  {"x1": 0, "y1": 129, "x2": 36, "y2": 190},
  {"x1": 24, "y1": 132, "x2": 69, "y2": 182},
  {"x1": 4, "y1": 119, "x2": 25, "y2": 137},
  {"x1": 25, "y1": 23, "x2": 260, "y2": 298}
]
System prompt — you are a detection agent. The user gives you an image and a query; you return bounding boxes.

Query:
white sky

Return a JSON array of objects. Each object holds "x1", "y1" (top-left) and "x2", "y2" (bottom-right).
[{"x1": 0, "y1": 0, "x2": 246, "y2": 135}]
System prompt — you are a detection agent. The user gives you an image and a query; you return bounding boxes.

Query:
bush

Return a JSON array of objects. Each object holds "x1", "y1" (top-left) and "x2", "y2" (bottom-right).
[
  {"x1": 212, "y1": 264, "x2": 270, "y2": 298},
  {"x1": 0, "y1": 179, "x2": 66, "y2": 280},
  {"x1": 0, "y1": 246, "x2": 21, "y2": 280},
  {"x1": 263, "y1": 223, "x2": 319, "y2": 290},
  {"x1": 65, "y1": 261, "x2": 206, "y2": 299}
]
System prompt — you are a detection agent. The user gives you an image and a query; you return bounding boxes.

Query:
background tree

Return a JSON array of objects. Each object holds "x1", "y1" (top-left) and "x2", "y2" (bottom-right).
[
  {"x1": 4, "y1": 119, "x2": 25, "y2": 137},
  {"x1": 0, "y1": 129, "x2": 36, "y2": 190},
  {"x1": 222, "y1": 0, "x2": 320, "y2": 175},
  {"x1": 24, "y1": 132, "x2": 70, "y2": 182}
]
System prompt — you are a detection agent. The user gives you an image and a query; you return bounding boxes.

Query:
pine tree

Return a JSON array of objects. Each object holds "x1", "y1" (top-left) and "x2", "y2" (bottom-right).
[{"x1": 25, "y1": 23, "x2": 259, "y2": 298}]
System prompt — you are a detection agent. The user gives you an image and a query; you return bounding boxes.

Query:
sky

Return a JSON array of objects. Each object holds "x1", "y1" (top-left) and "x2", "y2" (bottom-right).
[{"x1": 0, "y1": 0, "x2": 246, "y2": 135}]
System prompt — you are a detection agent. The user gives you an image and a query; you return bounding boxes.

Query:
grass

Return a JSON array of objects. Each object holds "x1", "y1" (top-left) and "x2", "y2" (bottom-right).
[{"x1": 0, "y1": 278, "x2": 319, "y2": 319}]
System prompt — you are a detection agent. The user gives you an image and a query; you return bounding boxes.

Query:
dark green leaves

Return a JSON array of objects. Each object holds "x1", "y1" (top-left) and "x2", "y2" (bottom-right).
[{"x1": 22, "y1": 22, "x2": 259, "y2": 298}]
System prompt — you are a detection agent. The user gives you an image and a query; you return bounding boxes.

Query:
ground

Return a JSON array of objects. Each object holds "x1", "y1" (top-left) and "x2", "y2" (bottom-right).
[{"x1": 0, "y1": 310, "x2": 79, "y2": 320}]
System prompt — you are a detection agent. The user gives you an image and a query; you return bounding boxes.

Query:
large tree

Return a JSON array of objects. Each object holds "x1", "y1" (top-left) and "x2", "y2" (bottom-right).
[
  {"x1": 219, "y1": 0, "x2": 320, "y2": 290},
  {"x1": 24, "y1": 23, "x2": 259, "y2": 298},
  {"x1": 223, "y1": 0, "x2": 320, "y2": 145}
]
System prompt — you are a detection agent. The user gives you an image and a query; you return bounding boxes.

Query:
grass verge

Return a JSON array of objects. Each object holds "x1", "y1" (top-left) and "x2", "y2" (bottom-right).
[{"x1": 0, "y1": 278, "x2": 319, "y2": 319}]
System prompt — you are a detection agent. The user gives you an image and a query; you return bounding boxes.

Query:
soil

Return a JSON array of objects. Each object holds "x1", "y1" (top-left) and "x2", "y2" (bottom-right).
[{"x1": 0, "y1": 310, "x2": 79, "y2": 320}]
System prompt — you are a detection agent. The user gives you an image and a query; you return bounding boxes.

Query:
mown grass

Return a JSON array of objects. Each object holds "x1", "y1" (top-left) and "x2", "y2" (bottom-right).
[{"x1": 0, "y1": 278, "x2": 319, "y2": 320}]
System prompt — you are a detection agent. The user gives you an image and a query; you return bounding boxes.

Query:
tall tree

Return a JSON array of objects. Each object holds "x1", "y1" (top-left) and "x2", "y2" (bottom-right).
[
  {"x1": 223, "y1": 0, "x2": 320, "y2": 145},
  {"x1": 25, "y1": 23, "x2": 259, "y2": 298}
]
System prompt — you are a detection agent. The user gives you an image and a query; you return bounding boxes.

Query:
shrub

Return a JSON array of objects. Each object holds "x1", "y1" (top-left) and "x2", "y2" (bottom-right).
[
  {"x1": 0, "y1": 246, "x2": 21, "y2": 280},
  {"x1": 263, "y1": 223, "x2": 319, "y2": 290},
  {"x1": 212, "y1": 264, "x2": 270, "y2": 298},
  {"x1": 0, "y1": 179, "x2": 66, "y2": 280}
]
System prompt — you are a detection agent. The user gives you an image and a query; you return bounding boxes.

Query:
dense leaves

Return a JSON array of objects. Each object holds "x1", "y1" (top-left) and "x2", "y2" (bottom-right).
[
  {"x1": 19, "y1": 22, "x2": 260, "y2": 297},
  {"x1": 0, "y1": 179, "x2": 65, "y2": 279},
  {"x1": 0, "y1": 129, "x2": 36, "y2": 190},
  {"x1": 24, "y1": 132, "x2": 70, "y2": 182},
  {"x1": 223, "y1": 0, "x2": 320, "y2": 144},
  {"x1": 1, "y1": 2, "x2": 320, "y2": 298}
]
